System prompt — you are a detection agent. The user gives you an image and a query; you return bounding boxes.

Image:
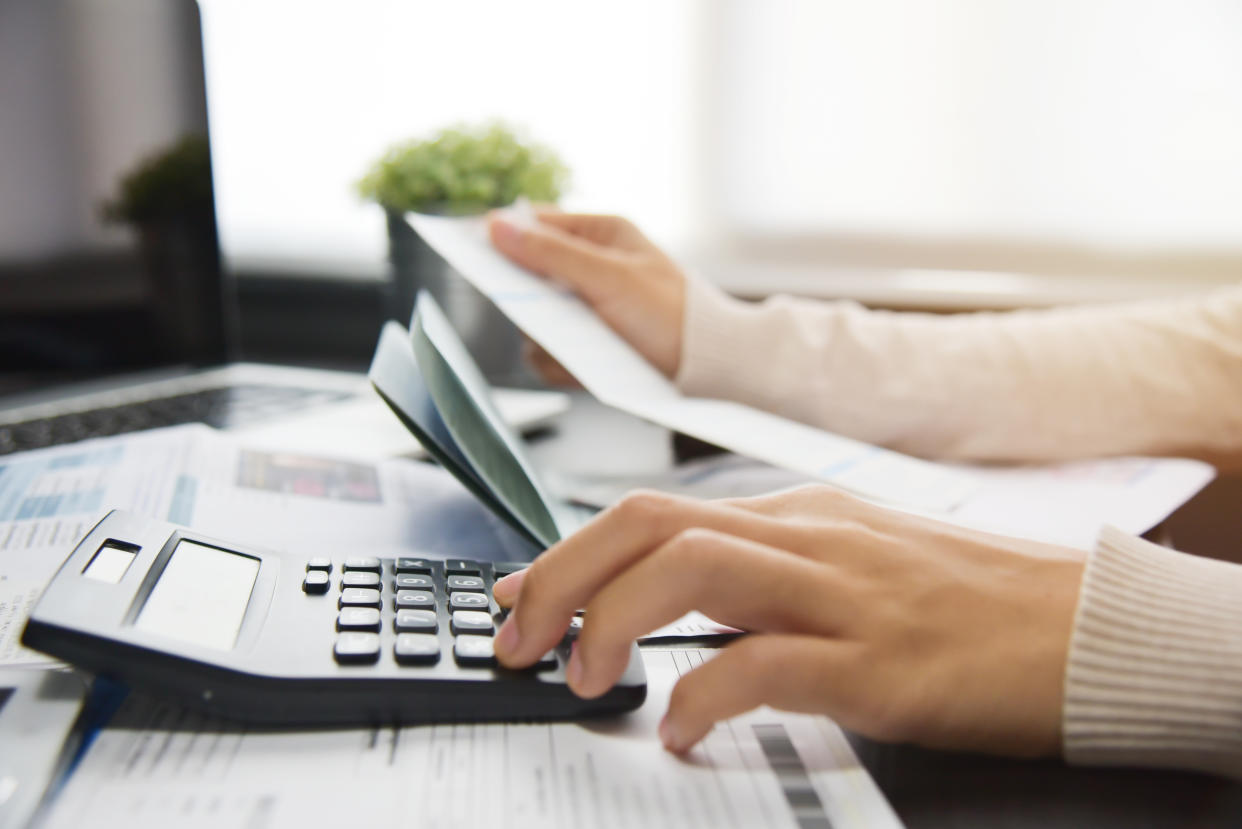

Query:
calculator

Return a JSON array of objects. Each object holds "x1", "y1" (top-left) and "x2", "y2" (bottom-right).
[{"x1": 22, "y1": 510, "x2": 646, "y2": 726}]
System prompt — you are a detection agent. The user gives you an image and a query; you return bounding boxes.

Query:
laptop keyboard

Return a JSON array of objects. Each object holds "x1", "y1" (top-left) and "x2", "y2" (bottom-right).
[{"x1": 0, "y1": 384, "x2": 354, "y2": 457}]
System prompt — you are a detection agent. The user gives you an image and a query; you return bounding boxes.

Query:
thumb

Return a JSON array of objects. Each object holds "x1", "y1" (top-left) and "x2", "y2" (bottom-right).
[{"x1": 488, "y1": 213, "x2": 623, "y2": 297}]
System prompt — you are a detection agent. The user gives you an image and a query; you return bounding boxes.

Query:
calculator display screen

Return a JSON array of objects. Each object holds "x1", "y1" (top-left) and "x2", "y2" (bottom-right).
[{"x1": 133, "y1": 541, "x2": 260, "y2": 651}]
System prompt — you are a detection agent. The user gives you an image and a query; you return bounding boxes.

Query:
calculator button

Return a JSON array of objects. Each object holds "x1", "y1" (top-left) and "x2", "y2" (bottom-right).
[
  {"x1": 451, "y1": 610, "x2": 495, "y2": 635},
  {"x1": 394, "y1": 590, "x2": 436, "y2": 610},
  {"x1": 450, "y1": 592, "x2": 490, "y2": 611},
  {"x1": 446, "y1": 575, "x2": 485, "y2": 592},
  {"x1": 394, "y1": 633, "x2": 440, "y2": 665},
  {"x1": 395, "y1": 574, "x2": 434, "y2": 590},
  {"x1": 453, "y1": 635, "x2": 496, "y2": 666},
  {"x1": 394, "y1": 609, "x2": 438, "y2": 633},
  {"x1": 343, "y1": 557, "x2": 382, "y2": 573},
  {"x1": 334, "y1": 633, "x2": 380, "y2": 664},
  {"x1": 302, "y1": 571, "x2": 330, "y2": 594},
  {"x1": 492, "y1": 562, "x2": 527, "y2": 578},
  {"x1": 341, "y1": 571, "x2": 381, "y2": 589},
  {"x1": 339, "y1": 588, "x2": 382, "y2": 609},
  {"x1": 535, "y1": 650, "x2": 558, "y2": 670},
  {"x1": 337, "y1": 607, "x2": 381, "y2": 632},
  {"x1": 394, "y1": 558, "x2": 433, "y2": 574},
  {"x1": 444, "y1": 559, "x2": 482, "y2": 575},
  {"x1": 306, "y1": 557, "x2": 332, "y2": 573}
]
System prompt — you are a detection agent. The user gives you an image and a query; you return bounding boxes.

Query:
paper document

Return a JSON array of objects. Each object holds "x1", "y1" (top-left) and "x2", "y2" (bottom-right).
[
  {"x1": 407, "y1": 212, "x2": 974, "y2": 513},
  {"x1": 42, "y1": 648, "x2": 902, "y2": 829},
  {"x1": 553, "y1": 451, "x2": 1214, "y2": 551}
]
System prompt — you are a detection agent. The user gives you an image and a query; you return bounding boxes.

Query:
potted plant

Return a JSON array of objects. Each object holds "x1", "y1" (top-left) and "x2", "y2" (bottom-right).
[
  {"x1": 101, "y1": 133, "x2": 226, "y2": 361},
  {"x1": 357, "y1": 123, "x2": 568, "y2": 380}
]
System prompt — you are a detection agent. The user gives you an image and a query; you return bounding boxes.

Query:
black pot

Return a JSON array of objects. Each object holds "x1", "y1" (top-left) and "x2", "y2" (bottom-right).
[{"x1": 385, "y1": 208, "x2": 525, "y2": 383}]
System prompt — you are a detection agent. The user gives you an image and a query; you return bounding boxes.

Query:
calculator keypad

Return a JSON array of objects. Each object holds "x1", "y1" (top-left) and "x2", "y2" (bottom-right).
[{"x1": 307, "y1": 558, "x2": 549, "y2": 672}]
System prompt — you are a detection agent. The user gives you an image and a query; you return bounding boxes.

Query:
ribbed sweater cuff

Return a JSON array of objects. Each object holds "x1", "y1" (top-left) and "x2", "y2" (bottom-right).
[
  {"x1": 674, "y1": 277, "x2": 763, "y2": 399},
  {"x1": 1064, "y1": 526, "x2": 1242, "y2": 778}
]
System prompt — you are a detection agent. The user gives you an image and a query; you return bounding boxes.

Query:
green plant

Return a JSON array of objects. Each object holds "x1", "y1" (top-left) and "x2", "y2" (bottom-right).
[
  {"x1": 357, "y1": 123, "x2": 568, "y2": 214},
  {"x1": 100, "y1": 134, "x2": 214, "y2": 224}
]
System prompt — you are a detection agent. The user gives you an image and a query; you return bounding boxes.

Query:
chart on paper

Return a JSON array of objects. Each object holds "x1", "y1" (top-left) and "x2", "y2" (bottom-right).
[{"x1": 43, "y1": 649, "x2": 903, "y2": 829}]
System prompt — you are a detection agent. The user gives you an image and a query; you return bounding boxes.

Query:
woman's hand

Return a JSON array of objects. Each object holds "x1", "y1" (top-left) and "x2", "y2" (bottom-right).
[
  {"x1": 488, "y1": 210, "x2": 686, "y2": 379},
  {"x1": 491, "y1": 485, "x2": 1087, "y2": 758}
]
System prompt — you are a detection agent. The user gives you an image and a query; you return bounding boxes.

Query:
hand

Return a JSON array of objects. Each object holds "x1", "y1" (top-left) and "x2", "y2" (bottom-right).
[
  {"x1": 491, "y1": 485, "x2": 1086, "y2": 758},
  {"x1": 521, "y1": 337, "x2": 581, "y2": 389},
  {"x1": 488, "y1": 209, "x2": 686, "y2": 378}
]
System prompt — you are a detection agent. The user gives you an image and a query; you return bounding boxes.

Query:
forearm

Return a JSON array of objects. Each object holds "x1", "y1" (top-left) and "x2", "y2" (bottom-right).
[
  {"x1": 675, "y1": 278, "x2": 1242, "y2": 462},
  {"x1": 1063, "y1": 528, "x2": 1242, "y2": 779}
]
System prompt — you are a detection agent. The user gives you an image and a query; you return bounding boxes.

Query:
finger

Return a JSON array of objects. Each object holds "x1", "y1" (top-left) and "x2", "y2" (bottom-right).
[
  {"x1": 660, "y1": 634, "x2": 858, "y2": 753},
  {"x1": 488, "y1": 214, "x2": 624, "y2": 299},
  {"x1": 494, "y1": 492, "x2": 819, "y2": 667},
  {"x1": 491, "y1": 568, "x2": 526, "y2": 607},
  {"x1": 567, "y1": 530, "x2": 847, "y2": 698},
  {"x1": 532, "y1": 211, "x2": 641, "y2": 249},
  {"x1": 522, "y1": 339, "x2": 581, "y2": 388}
]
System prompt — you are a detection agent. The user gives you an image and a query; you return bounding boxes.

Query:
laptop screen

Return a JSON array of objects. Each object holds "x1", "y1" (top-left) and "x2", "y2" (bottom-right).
[{"x1": 0, "y1": 0, "x2": 232, "y2": 398}]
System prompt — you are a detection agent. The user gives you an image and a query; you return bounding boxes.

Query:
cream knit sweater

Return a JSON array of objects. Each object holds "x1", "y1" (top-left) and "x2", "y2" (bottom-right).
[{"x1": 674, "y1": 278, "x2": 1242, "y2": 777}]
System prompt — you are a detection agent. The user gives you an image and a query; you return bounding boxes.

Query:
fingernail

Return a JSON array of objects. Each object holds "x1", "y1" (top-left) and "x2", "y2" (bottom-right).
[
  {"x1": 658, "y1": 715, "x2": 682, "y2": 752},
  {"x1": 567, "y1": 640, "x2": 585, "y2": 691},
  {"x1": 495, "y1": 616, "x2": 521, "y2": 658},
  {"x1": 490, "y1": 217, "x2": 522, "y2": 249},
  {"x1": 491, "y1": 570, "x2": 525, "y2": 603}
]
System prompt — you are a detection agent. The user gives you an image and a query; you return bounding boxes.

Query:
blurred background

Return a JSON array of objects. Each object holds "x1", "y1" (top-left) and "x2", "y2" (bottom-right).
[{"x1": 3, "y1": 0, "x2": 1241, "y2": 375}]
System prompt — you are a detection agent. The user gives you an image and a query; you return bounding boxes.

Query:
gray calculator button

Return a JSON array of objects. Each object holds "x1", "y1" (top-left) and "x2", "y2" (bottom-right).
[
  {"x1": 453, "y1": 635, "x2": 496, "y2": 666},
  {"x1": 334, "y1": 632, "x2": 380, "y2": 664},
  {"x1": 394, "y1": 609, "x2": 438, "y2": 633},
  {"x1": 451, "y1": 610, "x2": 494, "y2": 635},
  {"x1": 343, "y1": 557, "x2": 381, "y2": 573},
  {"x1": 394, "y1": 633, "x2": 440, "y2": 665},
  {"x1": 395, "y1": 574, "x2": 434, "y2": 590},
  {"x1": 444, "y1": 559, "x2": 482, "y2": 575},
  {"x1": 450, "y1": 592, "x2": 489, "y2": 611},
  {"x1": 337, "y1": 607, "x2": 381, "y2": 632},
  {"x1": 339, "y1": 588, "x2": 382, "y2": 609},
  {"x1": 446, "y1": 575, "x2": 485, "y2": 592},
  {"x1": 342, "y1": 571, "x2": 381, "y2": 589},
  {"x1": 302, "y1": 571, "x2": 330, "y2": 594},
  {"x1": 535, "y1": 650, "x2": 558, "y2": 670},
  {"x1": 394, "y1": 590, "x2": 436, "y2": 610},
  {"x1": 492, "y1": 562, "x2": 527, "y2": 578},
  {"x1": 306, "y1": 557, "x2": 332, "y2": 573},
  {"x1": 394, "y1": 558, "x2": 433, "y2": 574}
]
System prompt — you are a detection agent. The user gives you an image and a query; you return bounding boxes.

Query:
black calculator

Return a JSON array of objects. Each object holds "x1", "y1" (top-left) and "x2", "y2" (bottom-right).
[{"x1": 22, "y1": 510, "x2": 646, "y2": 726}]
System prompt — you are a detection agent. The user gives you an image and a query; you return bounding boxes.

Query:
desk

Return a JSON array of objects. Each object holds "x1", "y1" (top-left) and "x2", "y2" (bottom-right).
[{"x1": 529, "y1": 394, "x2": 1242, "y2": 827}]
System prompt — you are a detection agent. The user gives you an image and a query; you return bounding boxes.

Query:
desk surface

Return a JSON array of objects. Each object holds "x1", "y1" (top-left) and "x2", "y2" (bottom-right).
[{"x1": 531, "y1": 395, "x2": 1242, "y2": 827}]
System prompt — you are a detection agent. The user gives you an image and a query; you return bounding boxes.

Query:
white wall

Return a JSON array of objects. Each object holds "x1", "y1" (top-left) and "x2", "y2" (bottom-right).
[{"x1": 199, "y1": 0, "x2": 703, "y2": 270}]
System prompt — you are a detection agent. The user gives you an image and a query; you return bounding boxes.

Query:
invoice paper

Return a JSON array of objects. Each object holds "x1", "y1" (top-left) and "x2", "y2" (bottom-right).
[
  {"x1": 407, "y1": 212, "x2": 975, "y2": 513},
  {"x1": 41, "y1": 648, "x2": 902, "y2": 829}
]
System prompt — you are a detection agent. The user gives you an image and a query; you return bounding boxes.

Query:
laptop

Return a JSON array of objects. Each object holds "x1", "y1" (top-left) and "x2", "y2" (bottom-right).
[{"x1": 0, "y1": 0, "x2": 564, "y2": 460}]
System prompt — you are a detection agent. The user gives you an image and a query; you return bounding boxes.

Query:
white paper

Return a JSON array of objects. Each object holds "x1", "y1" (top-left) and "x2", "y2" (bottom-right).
[
  {"x1": 42, "y1": 648, "x2": 902, "y2": 829},
  {"x1": 407, "y1": 212, "x2": 975, "y2": 513},
  {"x1": 554, "y1": 451, "x2": 1215, "y2": 551},
  {"x1": 0, "y1": 427, "x2": 207, "y2": 667}
]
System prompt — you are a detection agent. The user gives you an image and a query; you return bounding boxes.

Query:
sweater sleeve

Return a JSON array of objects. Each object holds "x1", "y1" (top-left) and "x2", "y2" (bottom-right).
[
  {"x1": 1063, "y1": 527, "x2": 1242, "y2": 778},
  {"x1": 674, "y1": 277, "x2": 1242, "y2": 463}
]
